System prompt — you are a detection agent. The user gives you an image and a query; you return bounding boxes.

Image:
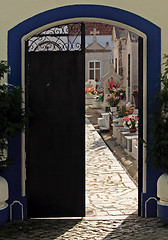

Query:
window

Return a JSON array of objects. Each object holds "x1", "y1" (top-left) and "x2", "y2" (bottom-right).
[
  {"x1": 89, "y1": 61, "x2": 101, "y2": 81},
  {"x1": 128, "y1": 54, "x2": 131, "y2": 101},
  {"x1": 115, "y1": 58, "x2": 118, "y2": 73}
]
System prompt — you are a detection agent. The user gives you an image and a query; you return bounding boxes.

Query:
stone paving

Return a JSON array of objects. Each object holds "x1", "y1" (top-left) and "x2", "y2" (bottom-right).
[
  {"x1": 0, "y1": 117, "x2": 168, "y2": 239},
  {"x1": 1, "y1": 217, "x2": 168, "y2": 240},
  {"x1": 85, "y1": 117, "x2": 138, "y2": 217}
]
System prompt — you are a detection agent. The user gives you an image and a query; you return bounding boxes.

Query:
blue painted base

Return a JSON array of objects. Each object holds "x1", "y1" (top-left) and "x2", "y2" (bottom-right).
[
  {"x1": 141, "y1": 193, "x2": 158, "y2": 217},
  {"x1": 157, "y1": 201, "x2": 168, "y2": 224},
  {"x1": 7, "y1": 196, "x2": 27, "y2": 220},
  {"x1": 0, "y1": 204, "x2": 9, "y2": 226}
]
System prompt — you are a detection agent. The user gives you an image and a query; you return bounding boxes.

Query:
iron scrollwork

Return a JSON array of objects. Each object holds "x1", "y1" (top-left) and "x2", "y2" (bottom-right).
[{"x1": 27, "y1": 23, "x2": 82, "y2": 52}]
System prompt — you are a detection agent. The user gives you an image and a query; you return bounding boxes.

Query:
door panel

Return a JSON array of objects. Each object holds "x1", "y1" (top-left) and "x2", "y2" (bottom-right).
[{"x1": 26, "y1": 51, "x2": 85, "y2": 217}]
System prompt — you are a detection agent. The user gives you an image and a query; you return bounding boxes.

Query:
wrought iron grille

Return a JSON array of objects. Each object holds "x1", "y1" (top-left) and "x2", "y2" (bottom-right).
[{"x1": 27, "y1": 23, "x2": 84, "y2": 52}]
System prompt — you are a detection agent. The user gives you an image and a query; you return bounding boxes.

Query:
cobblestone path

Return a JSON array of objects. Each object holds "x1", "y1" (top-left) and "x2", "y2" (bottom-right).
[
  {"x1": 85, "y1": 117, "x2": 138, "y2": 217},
  {"x1": 1, "y1": 216, "x2": 168, "y2": 239}
]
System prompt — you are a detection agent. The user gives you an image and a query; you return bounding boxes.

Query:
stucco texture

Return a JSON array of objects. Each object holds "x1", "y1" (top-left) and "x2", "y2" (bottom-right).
[{"x1": 0, "y1": 0, "x2": 167, "y2": 59}]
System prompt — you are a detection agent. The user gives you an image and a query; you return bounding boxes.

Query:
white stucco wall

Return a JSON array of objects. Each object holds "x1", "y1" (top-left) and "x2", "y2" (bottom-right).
[
  {"x1": 113, "y1": 41, "x2": 119, "y2": 73},
  {"x1": 85, "y1": 51, "x2": 111, "y2": 82},
  {"x1": 124, "y1": 37, "x2": 138, "y2": 102},
  {"x1": 132, "y1": 42, "x2": 138, "y2": 90},
  {"x1": 0, "y1": 0, "x2": 167, "y2": 61},
  {"x1": 85, "y1": 35, "x2": 112, "y2": 82}
]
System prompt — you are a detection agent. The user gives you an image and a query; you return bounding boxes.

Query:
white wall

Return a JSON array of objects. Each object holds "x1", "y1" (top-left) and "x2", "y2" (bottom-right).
[
  {"x1": 85, "y1": 51, "x2": 111, "y2": 82},
  {"x1": 0, "y1": 0, "x2": 167, "y2": 61},
  {"x1": 132, "y1": 42, "x2": 138, "y2": 90}
]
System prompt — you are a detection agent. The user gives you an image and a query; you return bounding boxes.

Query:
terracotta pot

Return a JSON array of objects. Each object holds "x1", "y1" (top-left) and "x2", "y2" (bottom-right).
[{"x1": 129, "y1": 128, "x2": 136, "y2": 133}]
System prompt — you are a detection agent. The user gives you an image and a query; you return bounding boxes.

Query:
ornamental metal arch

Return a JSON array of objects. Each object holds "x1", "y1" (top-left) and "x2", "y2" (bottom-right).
[{"x1": 27, "y1": 23, "x2": 83, "y2": 52}]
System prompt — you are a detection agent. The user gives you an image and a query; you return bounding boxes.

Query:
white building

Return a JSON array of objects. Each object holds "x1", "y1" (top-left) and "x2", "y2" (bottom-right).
[
  {"x1": 112, "y1": 26, "x2": 139, "y2": 102},
  {"x1": 85, "y1": 23, "x2": 113, "y2": 85}
]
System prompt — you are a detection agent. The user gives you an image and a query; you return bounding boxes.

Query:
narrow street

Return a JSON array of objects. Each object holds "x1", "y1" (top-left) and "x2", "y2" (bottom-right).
[{"x1": 85, "y1": 117, "x2": 138, "y2": 218}]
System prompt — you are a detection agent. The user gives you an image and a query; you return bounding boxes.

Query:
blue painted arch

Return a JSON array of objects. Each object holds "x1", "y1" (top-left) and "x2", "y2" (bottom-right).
[{"x1": 7, "y1": 4, "x2": 161, "y2": 219}]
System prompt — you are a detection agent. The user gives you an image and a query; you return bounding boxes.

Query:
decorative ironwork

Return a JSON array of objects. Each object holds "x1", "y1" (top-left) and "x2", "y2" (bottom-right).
[{"x1": 27, "y1": 23, "x2": 83, "y2": 52}]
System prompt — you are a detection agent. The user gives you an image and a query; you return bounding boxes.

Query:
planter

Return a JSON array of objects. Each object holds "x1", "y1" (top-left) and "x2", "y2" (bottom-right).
[
  {"x1": 0, "y1": 176, "x2": 9, "y2": 226},
  {"x1": 110, "y1": 107, "x2": 117, "y2": 112},
  {"x1": 85, "y1": 94, "x2": 96, "y2": 105},
  {"x1": 157, "y1": 173, "x2": 168, "y2": 223},
  {"x1": 129, "y1": 128, "x2": 136, "y2": 133}
]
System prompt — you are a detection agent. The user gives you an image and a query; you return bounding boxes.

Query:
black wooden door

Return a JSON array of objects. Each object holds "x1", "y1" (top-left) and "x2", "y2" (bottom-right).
[{"x1": 26, "y1": 25, "x2": 85, "y2": 217}]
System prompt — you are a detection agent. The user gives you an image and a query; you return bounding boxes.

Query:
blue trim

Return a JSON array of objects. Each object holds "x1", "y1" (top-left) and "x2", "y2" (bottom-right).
[
  {"x1": 0, "y1": 205, "x2": 9, "y2": 226},
  {"x1": 6, "y1": 4, "x2": 161, "y2": 219},
  {"x1": 158, "y1": 202, "x2": 168, "y2": 224}
]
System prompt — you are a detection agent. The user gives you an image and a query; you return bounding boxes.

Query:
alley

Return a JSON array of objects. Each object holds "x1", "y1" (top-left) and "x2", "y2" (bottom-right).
[{"x1": 85, "y1": 117, "x2": 138, "y2": 218}]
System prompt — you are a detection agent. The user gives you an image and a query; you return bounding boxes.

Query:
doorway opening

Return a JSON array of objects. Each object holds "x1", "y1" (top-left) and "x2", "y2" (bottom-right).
[
  {"x1": 84, "y1": 22, "x2": 142, "y2": 217},
  {"x1": 25, "y1": 21, "x2": 142, "y2": 218},
  {"x1": 7, "y1": 4, "x2": 161, "y2": 219}
]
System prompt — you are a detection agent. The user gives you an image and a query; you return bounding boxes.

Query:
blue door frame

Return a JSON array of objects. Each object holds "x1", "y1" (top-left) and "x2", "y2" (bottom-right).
[{"x1": 6, "y1": 4, "x2": 161, "y2": 220}]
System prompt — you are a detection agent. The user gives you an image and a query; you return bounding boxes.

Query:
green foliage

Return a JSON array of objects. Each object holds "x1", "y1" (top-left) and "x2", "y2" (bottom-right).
[
  {"x1": 117, "y1": 106, "x2": 126, "y2": 118},
  {"x1": 98, "y1": 93, "x2": 104, "y2": 102},
  {"x1": 0, "y1": 61, "x2": 10, "y2": 79},
  {"x1": 0, "y1": 61, "x2": 27, "y2": 170},
  {"x1": 147, "y1": 54, "x2": 168, "y2": 173}
]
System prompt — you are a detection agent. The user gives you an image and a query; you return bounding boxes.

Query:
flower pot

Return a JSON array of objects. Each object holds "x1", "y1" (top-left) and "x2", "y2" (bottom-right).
[
  {"x1": 129, "y1": 128, "x2": 136, "y2": 133},
  {"x1": 157, "y1": 173, "x2": 168, "y2": 224},
  {"x1": 110, "y1": 107, "x2": 117, "y2": 112}
]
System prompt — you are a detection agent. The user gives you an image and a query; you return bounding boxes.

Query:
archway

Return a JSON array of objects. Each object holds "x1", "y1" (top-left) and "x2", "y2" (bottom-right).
[{"x1": 7, "y1": 5, "x2": 161, "y2": 219}]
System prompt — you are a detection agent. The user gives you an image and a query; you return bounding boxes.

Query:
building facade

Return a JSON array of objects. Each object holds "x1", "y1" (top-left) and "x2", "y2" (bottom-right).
[
  {"x1": 0, "y1": 1, "x2": 165, "y2": 221},
  {"x1": 112, "y1": 26, "x2": 138, "y2": 103},
  {"x1": 85, "y1": 23, "x2": 113, "y2": 84}
]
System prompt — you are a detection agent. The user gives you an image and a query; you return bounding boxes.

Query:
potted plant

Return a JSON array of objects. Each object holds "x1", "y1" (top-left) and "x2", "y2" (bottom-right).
[
  {"x1": 85, "y1": 87, "x2": 97, "y2": 105},
  {"x1": 0, "y1": 60, "x2": 27, "y2": 226},
  {"x1": 97, "y1": 89, "x2": 104, "y2": 102},
  {"x1": 123, "y1": 115, "x2": 138, "y2": 133},
  {"x1": 105, "y1": 93, "x2": 120, "y2": 112},
  {"x1": 125, "y1": 103, "x2": 135, "y2": 115},
  {"x1": 116, "y1": 88, "x2": 126, "y2": 101},
  {"x1": 0, "y1": 61, "x2": 27, "y2": 169},
  {"x1": 146, "y1": 55, "x2": 168, "y2": 223}
]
